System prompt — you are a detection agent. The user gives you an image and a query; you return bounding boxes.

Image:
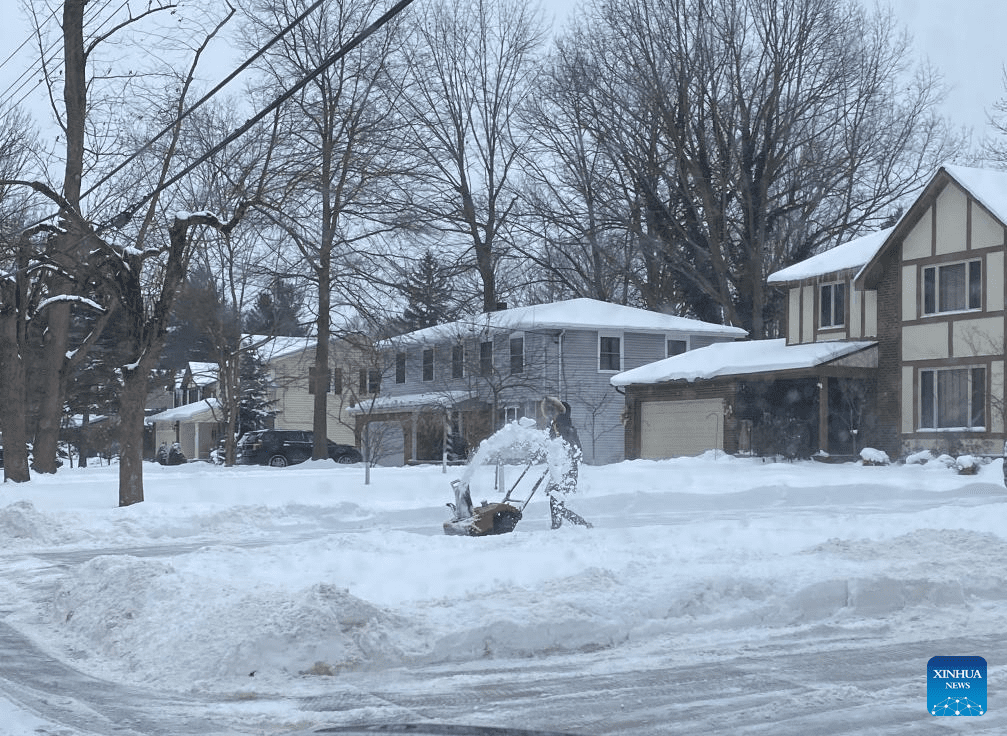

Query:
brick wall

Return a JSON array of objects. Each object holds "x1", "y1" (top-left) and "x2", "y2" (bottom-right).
[{"x1": 866, "y1": 244, "x2": 903, "y2": 457}]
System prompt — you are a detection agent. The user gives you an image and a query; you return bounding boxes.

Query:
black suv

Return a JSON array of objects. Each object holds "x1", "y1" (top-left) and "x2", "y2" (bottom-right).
[{"x1": 236, "y1": 430, "x2": 362, "y2": 467}]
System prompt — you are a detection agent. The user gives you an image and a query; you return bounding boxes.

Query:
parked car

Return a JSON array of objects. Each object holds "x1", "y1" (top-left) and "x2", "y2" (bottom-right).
[{"x1": 236, "y1": 429, "x2": 362, "y2": 467}]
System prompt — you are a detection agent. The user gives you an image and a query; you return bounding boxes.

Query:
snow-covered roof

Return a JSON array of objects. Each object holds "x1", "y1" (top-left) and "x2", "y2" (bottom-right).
[
  {"x1": 857, "y1": 165, "x2": 1007, "y2": 288},
  {"x1": 767, "y1": 228, "x2": 894, "y2": 284},
  {"x1": 186, "y1": 362, "x2": 218, "y2": 387},
  {"x1": 610, "y1": 339, "x2": 876, "y2": 386},
  {"x1": 942, "y1": 164, "x2": 1007, "y2": 226},
  {"x1": 246, "y1": 335, "x2": 317, "y2": 362},
  {"x1": 145, "y1": 398, "x2": 221, "y2": 424},
  {"x1": 391, "y1": 298, "x2": 747, "y2": 345},
  {"x1": 345, "y1": 390, "x2": 472, "y2": 414}
]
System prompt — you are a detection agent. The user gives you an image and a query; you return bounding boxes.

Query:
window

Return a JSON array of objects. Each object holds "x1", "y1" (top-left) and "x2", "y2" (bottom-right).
[
  {"x1": 599, "y1": 334, "x2": 621, "y2": 372},
  {"x1": 920, "y1": 367, "x2": 985, "y2": 429},
  {"x1": 667, "y1": 339, "x2": 687, "y2": 357},
  {"x1": 358, "y1": 369, "x2": 381, "y2": 395},
  {"x1": 422, "y1": 348, "x2": 434, "y2": 382},
  {"x1": 504, "y1": 406, "x2": 521, "y2": 423},
  {"x1": 480, "y1": 341, "x2": 493, "y2": 376},
  {"x1": 332, "y1": 367, "x2": 342, "y2": 395},
  {"x1": 510, "y1": 336, "x2": 524, "y2": 374},
  {"x1": 820, "y1": 282, "x2": 845, "y2": 328},
  {"x1": 452, "y1": 344, "x2": 464, "y2": 379},
  {"x1": 923, "y1": 260, "x2": 981, "y2": 315},
  {"x1": 395, "y1": 352, "x2": 406, "y2": 384}
]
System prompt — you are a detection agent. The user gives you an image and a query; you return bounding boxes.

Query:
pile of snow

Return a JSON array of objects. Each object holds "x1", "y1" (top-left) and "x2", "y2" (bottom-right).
[{"x1": 51, "y1": 554, "x2": 419, "y2": 686}]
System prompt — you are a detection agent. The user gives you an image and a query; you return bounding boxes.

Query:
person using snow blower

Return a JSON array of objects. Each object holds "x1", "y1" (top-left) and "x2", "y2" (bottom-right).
[{"x1": 541, "y1": 396, "x2": 592, "y2": 530}]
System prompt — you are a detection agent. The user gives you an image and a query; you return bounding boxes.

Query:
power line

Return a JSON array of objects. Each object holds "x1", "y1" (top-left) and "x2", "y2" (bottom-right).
[
  {"x1": 80, "y1": 0, "x2": 330, "y2": 202},
  {"x1": 99, "y1": 0, "x2": 418, "y2": 232},
  {"x1": 0, "y1": 0, "x2": 126, "y2": 112}
]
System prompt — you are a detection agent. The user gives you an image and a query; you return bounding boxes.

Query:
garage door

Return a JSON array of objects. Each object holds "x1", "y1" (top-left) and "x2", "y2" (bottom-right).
[{"x1": 640, "y1": 398, "x2": 724, "y2": 459}]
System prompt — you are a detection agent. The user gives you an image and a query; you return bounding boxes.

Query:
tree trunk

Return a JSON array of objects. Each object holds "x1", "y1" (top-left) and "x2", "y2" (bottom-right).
[
  {"x1": 32, "y1": 300, "x2": 70, "y2": 474},
  {"x1": 312, "y1": 249, "x2": 330, "y2": 460},
  {"x1": 0, "y1": 308, "x2": 30, "y2": 483},
  {"x1": 32, "y1": 0, "x2": 87, "y2": 474},
  {"x1": 118, "y1": 367, "x2": 148, "y2": 506}
]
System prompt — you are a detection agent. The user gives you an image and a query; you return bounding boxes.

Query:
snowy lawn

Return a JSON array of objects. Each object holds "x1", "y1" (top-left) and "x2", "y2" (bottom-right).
[{"x1": 2, "y1": 452, "x2": 1007, "y2": 732}]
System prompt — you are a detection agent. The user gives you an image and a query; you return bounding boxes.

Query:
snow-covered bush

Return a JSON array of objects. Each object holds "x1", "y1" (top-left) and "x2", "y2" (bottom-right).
[
  {"x1": 905, "y1": 449, "x2": 934, "y2": 465},
  {"x1": 934, "y1": 454, "x2": 957, "y2": 468},
  {"x1": 859, "y1": 447, "x2": 890, "y2": 466},
  {"x1": 954, "y1": 455, "x2": 980, "y2": 475}
]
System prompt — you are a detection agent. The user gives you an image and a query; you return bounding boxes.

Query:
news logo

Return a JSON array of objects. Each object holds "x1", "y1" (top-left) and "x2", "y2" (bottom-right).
[{"x1": 928, "y1": 656, "x2": 987, "y2": 716}]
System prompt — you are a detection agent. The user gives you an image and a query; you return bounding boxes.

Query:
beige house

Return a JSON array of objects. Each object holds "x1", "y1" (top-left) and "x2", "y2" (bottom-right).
[{"x1": 255, "y1": 336, "x2": 361, "y2": 447}]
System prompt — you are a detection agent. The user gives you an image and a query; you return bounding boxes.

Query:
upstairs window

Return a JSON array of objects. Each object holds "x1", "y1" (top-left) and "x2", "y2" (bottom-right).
[
  {"x1": 599, "y1": 334, "x2": 622, "y2": 372},
  {"x1": 923, "y1": 260, "x2": 981, "y2": 315},
  {"x1": 422, "y1": 348, "x2": 434, "y2": 382},
  {"x1": 820, "y1": 282, "x2": 845, "y2": 328},
  {"x1": 667, "y1": 339, "x2": 687, "y2": 357},
  {"x1": 359, "y1": 369, "x2": 381, "y2": 395},
  {"x1": 395, "y1": 352, "x2": 406, "y2": 384},
  {"x1": 920, "y1": 367, "x2": 985, "y2": 430},
  {"x1": 452, "y1": 344, "x2": 465, "y2": 379},
  {"x1": 480, "y1": 341, "x2": 493, "y2": 376},
  {"x1": 510, "y1": 336, "x2": 524, "y2": 374}
]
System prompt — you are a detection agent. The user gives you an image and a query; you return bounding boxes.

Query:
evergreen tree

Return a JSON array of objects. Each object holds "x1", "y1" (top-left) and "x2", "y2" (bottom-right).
[
  {"x1": 400, "y1": 249, "x2": 457, "y2": 330},
  {"x1": 237, "y1": 347, "x2": 276, "y2": 436},
  {"x1": 161, "y1": 268, "x2": 230, "y2": 371},
  {"x1": 243, "y1": 279, "x2": 306, "y2": 337}
]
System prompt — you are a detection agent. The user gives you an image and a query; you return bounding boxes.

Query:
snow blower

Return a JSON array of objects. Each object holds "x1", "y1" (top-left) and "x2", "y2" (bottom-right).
[{"x1": 443, "y1": 463, "x2": 547, "y2": 536}]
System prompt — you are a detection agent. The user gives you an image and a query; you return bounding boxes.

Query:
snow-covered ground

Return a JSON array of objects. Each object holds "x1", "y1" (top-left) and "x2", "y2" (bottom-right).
[{"x1": 2, "y1": 450, "x2": 1007, "y2": 734}]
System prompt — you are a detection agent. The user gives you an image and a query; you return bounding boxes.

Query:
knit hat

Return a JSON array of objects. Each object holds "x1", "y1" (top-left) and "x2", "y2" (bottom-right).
[{"x1": 541, "y1": 395, "x2": 565, "y2": 419}]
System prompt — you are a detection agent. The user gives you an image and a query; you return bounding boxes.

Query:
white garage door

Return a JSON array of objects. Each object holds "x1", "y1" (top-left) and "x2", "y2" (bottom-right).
[{"x1": 640, "y1": 398, "x2": 724, "y2": 459}]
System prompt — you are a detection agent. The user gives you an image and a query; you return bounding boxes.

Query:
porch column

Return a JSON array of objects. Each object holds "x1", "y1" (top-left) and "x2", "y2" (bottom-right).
[
  {"x1": 819, "y1": 378, "x2": 829, "y2": 454},
  {"x1": 410, "y1": 410, "x2": 418, "y2": 463}
]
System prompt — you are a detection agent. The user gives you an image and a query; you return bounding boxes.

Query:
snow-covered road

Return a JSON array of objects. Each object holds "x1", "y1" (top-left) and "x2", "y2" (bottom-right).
[{"x1": 1, "y1": 454, "x2": 1006, "y2": 734}]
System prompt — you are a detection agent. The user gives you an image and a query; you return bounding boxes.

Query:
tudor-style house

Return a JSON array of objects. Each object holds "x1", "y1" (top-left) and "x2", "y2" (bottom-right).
[
  {"x1": 858, "y1": 165, "x2": 1007, "y2": 456},
  {"x1": 353, "y1": 298, "x2": 746, "y2": 466},
  {"x1": 613, "y1": 165, "x2": 1007, "y2": 460}
]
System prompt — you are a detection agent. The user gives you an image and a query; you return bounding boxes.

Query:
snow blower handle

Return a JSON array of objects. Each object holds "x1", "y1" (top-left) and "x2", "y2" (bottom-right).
[
  {"x1": 518, "y1": 469, "x2": 550, "y2": 511},
  {"x1": 502, "y1": 462, "x2": 534, "y2": 503}
]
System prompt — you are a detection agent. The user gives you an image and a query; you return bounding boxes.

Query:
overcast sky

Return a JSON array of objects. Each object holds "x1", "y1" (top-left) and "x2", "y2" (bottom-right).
[{"x1": 1, "y1": 0, "x2": 1005, "y2": 147}]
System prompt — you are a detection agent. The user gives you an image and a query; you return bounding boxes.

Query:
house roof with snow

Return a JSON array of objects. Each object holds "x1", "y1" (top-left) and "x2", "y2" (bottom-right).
[
  {"x1": 858, "y1": 164, "x2": 1007, "y2": 288},
  {"x1": 245, "y1": 335, "x2": 317, "y2": 362},
  {"x1": 345, "y1": 390, "x2": 472, "y2": 414},
  {"x1": 185, "y1": 362, "x2": 218, "y2": 387},
  {"x1": 610, "y1": 339, "x2": 877, "y2": 386},
  {"x1": 767, "y1": 228, "x2": 894, "y2": 285},
  {"x1": 389, "y1": 298, "x2": 747, "y2": 345},
  {"x1": 145, "y1": 398, "x2": 221, "y2": 424}
]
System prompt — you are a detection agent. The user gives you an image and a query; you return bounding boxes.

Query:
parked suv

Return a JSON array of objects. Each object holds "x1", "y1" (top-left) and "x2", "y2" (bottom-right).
[{"x1": 236, "y1": 430, "x2": 362, "y2": 467}]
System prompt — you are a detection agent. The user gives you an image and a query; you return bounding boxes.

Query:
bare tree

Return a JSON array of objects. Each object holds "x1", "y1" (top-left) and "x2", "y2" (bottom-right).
[
  {"x1": 244, "y1": 0, "x2": 406, "y2": 460},
  {"x1": 395, "y1": 0, "x2": 547, "y2": 313},
  {"x1": 528, "y1": 0, "x2": 960, "y2": 336}
]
